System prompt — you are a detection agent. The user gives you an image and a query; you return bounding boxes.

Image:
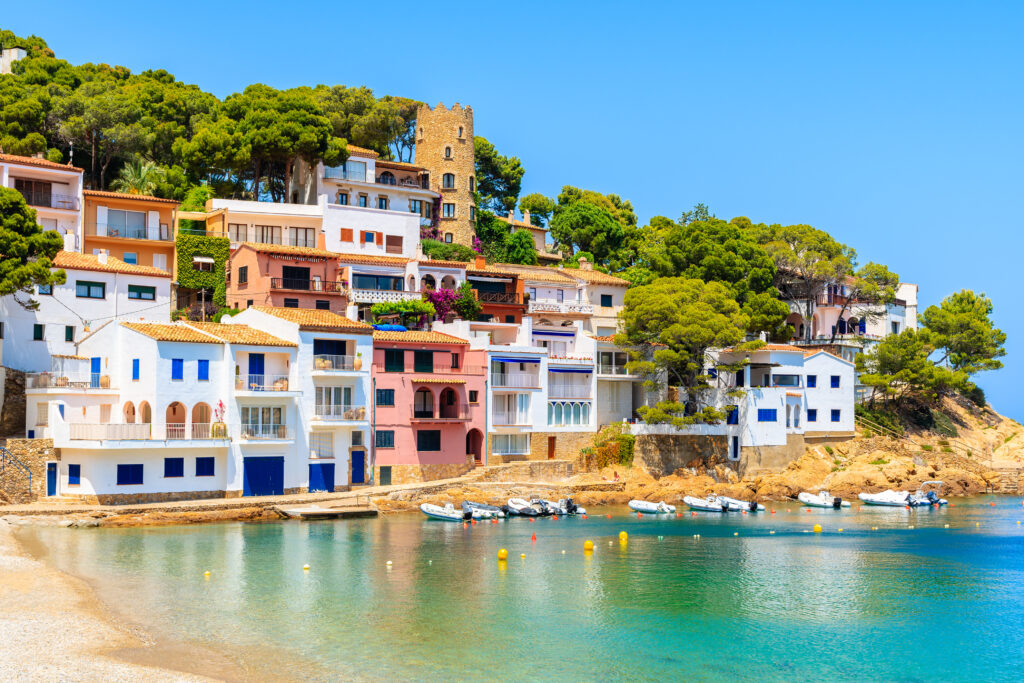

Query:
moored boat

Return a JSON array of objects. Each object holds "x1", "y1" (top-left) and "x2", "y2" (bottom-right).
[
  {"x1": 798, "y1": 491, "x2": 851, "y2": 509},
  {"x1": 507, "y1": 498, "x2": 545, "y2": 516},
  {"x1": 684, "y1": 495, "x2": 724, "y2": 512},
  {"x1": 463, "y1": 501, "x2": 505, "y2": 518},
  {"x1": 718, "y1": 496, "x2": 765, "y2": 512},
  {"x1": 858, "y1": 490, "x2": 913, "y2": 507},
  {"x1": 421, "y1": 502, "x2": 469, "y2": 521},
  {"x1": 909, "y1": 481, "x2": 948, "y2": 506},
  {"x1": 628, "y1": 500, "x2": 676, "y2": 514}
]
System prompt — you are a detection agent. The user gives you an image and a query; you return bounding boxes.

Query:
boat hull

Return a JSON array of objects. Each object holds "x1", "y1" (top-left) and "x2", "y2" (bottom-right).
[
  {"x1": 683, "y1": 495, "x2": 724, "y2": 512},
  {"x1": 628, "y1": 500, "x2": 676, "y2": 514}
]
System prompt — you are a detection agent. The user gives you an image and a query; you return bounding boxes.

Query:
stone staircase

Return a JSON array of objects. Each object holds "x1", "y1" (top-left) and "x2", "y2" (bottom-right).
[{"x1": 986, "y1": 467, "x2": 1023, "y2": 494}]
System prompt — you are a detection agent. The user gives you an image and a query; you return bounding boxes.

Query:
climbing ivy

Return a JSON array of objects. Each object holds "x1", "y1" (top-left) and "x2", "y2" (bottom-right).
[{"x1": 175, "y1": 233, "x2": 230, "y2": 306}]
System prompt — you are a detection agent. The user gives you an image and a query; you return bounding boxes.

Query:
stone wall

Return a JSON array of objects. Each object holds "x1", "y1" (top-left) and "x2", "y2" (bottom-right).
[
  {"x1": 375, "y1": 462, "x2": 474, "y2": 486},
  {"x1": 486, "y1": 431, "x2": 597, "y2": 465},
  {"x1": 740, "y1": 433, "x2": 806, "y2": 475},
  {"x1": 0, "y1": 367, "x2": 26, "y2": 438},
  {"x1": 633, "y1": 434, "x2": 730, "y2": 478},
  {"x1": 0, "y1": 438, "x2": 55, "y2": 504},
  {"x1": 471, "y1": 460, "x2": 574, "y2": 482},
  {"x1": 415, "y1": 103, "x2": 476, "y2": 246}
]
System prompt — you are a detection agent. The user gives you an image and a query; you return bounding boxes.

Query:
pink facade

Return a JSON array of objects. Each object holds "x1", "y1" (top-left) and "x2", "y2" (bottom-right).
[
  {"x1": 227, "y1": 244, "x2": 347, "y2": 314},
  {"x1": 371, "y1": 332, "x2": 486, "y2": 468}
]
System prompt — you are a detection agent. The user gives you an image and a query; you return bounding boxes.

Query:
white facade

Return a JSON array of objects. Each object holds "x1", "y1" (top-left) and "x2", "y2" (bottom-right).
[
  {"x1": 1, "y1": 154, "x2": 84, "y2": 251},
  {"x1": 0, "y1": 252, "x2": 171, "y2": 372},
  {"x1": 802, "y1": 351, "x2": 856, "y2": 434},
  {"x1": 321, "y1": 200, "x2": 421, "y2": 259}
]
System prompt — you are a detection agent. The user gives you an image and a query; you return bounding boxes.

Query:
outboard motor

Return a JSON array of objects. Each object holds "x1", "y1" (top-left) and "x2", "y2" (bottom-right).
[
  {"x1": 832, "y1": 497, "x2": 843, "y2": 509},
  {"x1": 925, "y1": 491, "x2": 939, "y2": 505},
  {"x1": 749, "y1": 501, "x2": 758, "y2": 512},
  {"x1": 565, "y1": 498, "x2": 578, "y2": 514},
  {"x1": 500, "y1": 504, "x2": 511, "y2": 516}
]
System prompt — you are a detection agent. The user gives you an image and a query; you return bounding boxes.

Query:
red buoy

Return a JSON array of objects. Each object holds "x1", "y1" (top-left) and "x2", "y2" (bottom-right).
[{"x1": 531, "y1": 533, "x2": 537, "y2": 542}]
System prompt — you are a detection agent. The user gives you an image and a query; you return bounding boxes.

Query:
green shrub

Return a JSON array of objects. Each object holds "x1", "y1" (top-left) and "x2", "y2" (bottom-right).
[
  {"x1": 941, "y1": 446, "x2": 953, "y2": 453},
  {"x1": 824, "y1": 445, "x2": 834, "y2": 455},
  {"x1": 855, "y1": 404, "x2": 905, "y2": 436},
  {"x1": 869, "y1": 458, "x2": 889, "y2": 465},
  {"x1": 421, "y1": 239, "x2": 476, "y2": 262},
  {"x1": 921, "y1": 444, "x2": 934, "y2": 451},
  {"x1": 937, "y1": 439, "x2": 949, "y2": 446},
  {"x1": 930, "y1": 409, "x2": 959, "y2": 438}
]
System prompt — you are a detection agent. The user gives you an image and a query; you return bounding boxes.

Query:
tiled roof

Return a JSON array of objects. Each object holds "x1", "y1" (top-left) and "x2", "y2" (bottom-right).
[
  {"x1": 492, "y1": 263, "x2": 578, "y2": 284},
  {"x1": 418, "y1": 258, "x2": 468, "y2": 269},
  {"x1": 252, "y1": 306, "x2": 373, "y2": 334},
  {"x1": 244, "y1": 243, "x2": 336, "y2": 258},
  {"x1": 465, "y1": 263, "x2": 520, "y2": 278},
  {"x1": 335, "y1": 252, "x2": 410, "y2": 267},
  {"x1": 372, "y1": 330, "x2": 468, "y2": 345},
  {"x1": 187, "y1": 322, "x2": 296, "y2": 347},
  {"x1": 53, "y1": 251, "x2": 171, "y2": 278},
  {"x1": 591, "y1": 335, "x2": 617, "y2": 343},
  {"x1": 375, "y1": 159, "x2": 426, "y2": 172},
  {"x1": 83, "y1": 190, "x2": 179, "y2": 205},
  {"x1": 345, "y1": 145, "x2": 380, "y2": 159},
  {"x1": 0, "y1": 153, "x2": 83, "y2": 172},
  {"x1": 52, "y1": 354, "x2": 89, "y2": 360},
  {"x1": 803, "y1": 349, "x2": 854, "y2": 364},
  {"x1": 722, "y1": 343, "x2": 805, "y2": 353},
  {"x1": 564, "y1": 267, "x2": 630, "y2": 287},
  {"x1": 122, "y1": 323, "x2": 222, "y2": 344}
]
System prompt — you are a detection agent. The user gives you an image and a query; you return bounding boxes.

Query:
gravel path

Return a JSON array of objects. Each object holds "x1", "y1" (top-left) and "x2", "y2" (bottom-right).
[{"x1": 0, "y1": 520, "x2": 215, "y2": 682}]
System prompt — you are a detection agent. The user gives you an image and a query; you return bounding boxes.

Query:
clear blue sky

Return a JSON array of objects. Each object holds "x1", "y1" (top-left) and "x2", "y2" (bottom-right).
[{"x1": 6, "y1": 1, "x2": 1023, "y2": 416}]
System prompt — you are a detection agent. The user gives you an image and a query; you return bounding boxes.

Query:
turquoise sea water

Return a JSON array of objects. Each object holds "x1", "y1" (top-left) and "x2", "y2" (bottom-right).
[{"x1": 23, "y1": 497, "x2": 1024, "y2": 682}]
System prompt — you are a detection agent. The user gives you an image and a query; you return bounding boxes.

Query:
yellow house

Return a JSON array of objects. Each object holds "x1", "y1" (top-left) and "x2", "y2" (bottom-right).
[{"x1": 82, "y1": 190, "x2": 178, "y2": 272}]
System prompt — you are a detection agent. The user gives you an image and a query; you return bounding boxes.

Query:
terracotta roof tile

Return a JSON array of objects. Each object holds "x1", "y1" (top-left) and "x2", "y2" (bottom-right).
[
  {"x1": 375, "y1": 159, "x2": 427, "y2": 172},
  {"x1": 345, "y1": 145, "x2": 380, "y2": 159},
  {"x1": 187, "y1": 322, "x2": 296, "y2": 347},
  {"x1": 0, "y1": 153, "x2": 83, "y2": 172},
  {"x1": 591, "y1": 335, "x2": 618, "y2": 343},
  {"x1": 251, "y1": 306, "x2": 373, "y2": 334},
  {"x1": 335, "y1": 252, "x2": 410, "y2": 267},
  {"x1": 492, "y1": 263, "x2": 578, "y2": 284},
  {"x1": 564, "y1": 267, "x2": 630, "y2": 286},
  {"x1": 372, "y1": 330, "x2": 468, "y2": 345},
  {"x1": 243, "y1": 243, "x2": 336, "y2": 258},
  {"x1": 53, "y1": 251, "x2": 171, "y2": 278},
  {"x1": 122, "y1": 323, "x2": 222, "y2": 344},
  {"x1": 465, "y1": 263, "x2": 521, "y2": 278},
  {"x1": 417, "y1": 258, "x2": 468, "y2": 269},
  {"x1": 83, "y1": 189, "x2": 179, "y2": 205}
]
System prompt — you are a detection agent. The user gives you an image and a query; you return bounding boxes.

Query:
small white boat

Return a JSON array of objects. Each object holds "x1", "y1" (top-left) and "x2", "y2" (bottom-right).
[
  {"x1": 910, "y1": 481, "x2": 948, "y2": 506},
  {"x1": 684, "y1": 495, "x2": 725, "y2": 512},
  {"x1": 718, "y1": 496, "x2": 766, "y2": 512},
  {"x1": 858, "y1": 490, "x2": 913, "y2": 507},
  {"x1": 507, "y1": 498, "x2": 544, "y2": 516},
  {"x1": 420, "y1": 502, "x2": 468, "y2": 521},
  {"x1": 463, "y1": 501, "x2": 506, "y2": 518},
  {"x1": 628, "y1": 500, "x2": 676, "y2": 514},
  {"x1": 532, "y1": 498, "x2": 587, "y2": 516},
  {"x1": 798, "y1": 491, "x2": 852, "y2": 509}
]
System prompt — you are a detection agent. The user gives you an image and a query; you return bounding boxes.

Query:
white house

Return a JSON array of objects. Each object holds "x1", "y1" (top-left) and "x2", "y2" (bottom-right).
[
  {"x1": 801, "y1": 350, "x2": 856, "y2": 436},
  {"x1": 1, "y1": 152, "x2": 83, "y2": 251},
  {"x1": 1, "y1": 250, "x2": 171, "y2": 373}
]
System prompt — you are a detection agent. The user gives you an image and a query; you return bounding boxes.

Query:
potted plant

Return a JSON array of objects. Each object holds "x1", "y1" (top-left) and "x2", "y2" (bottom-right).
[
  {"x1": 353, "y1": 352, "x2": 363, "y2": 371},
  {"x1": 211, "y1": 401, "x2": 227, "y2": 438},
  {"x1": 100, "y1": 374, "x2": 111, "y2": 388}
]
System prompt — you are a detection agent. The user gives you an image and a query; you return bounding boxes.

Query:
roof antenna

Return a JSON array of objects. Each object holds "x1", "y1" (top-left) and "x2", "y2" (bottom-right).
[{"x1": 69, "y1": 142, "x2": 73, "y2": 165}]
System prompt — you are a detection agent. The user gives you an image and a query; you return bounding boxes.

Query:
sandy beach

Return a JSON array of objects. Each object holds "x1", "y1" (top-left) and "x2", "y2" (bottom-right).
[{"x1": 0, "y1": 519, "x2": 217, "y2": 682}]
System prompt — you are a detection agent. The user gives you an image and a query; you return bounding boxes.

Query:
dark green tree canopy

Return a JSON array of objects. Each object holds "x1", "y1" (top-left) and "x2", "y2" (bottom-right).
[
  {"x1": 518, "y1": 192, "x2": 555, "y2": 227},
  {"x1": 549, "y1": 201, "x2": 623, "y2": 264},
  {"x1": 0, "y1": 187, "x2": 66, "y2": 309},
  {"x1": 920, "y1": 290, "x2": 1006, "y2": 374},
  {"x1": 504, "y1": 229, "x2": 538, "y2": 265},
  {"x1": 473, "y1": 136, "x2": 524, "y2": 213}
]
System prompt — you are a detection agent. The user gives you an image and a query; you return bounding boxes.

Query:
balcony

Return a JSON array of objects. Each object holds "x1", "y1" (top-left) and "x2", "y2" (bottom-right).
[
  {"x1": 314, "y1": 404, "x2": 367, "y2": 421},
  {"x1": 17, "y1": 189, "x2": 78, "y2": 211},
  {"x1": 597, "y1": 363, "x2": 633, "y2": 376},
  {"x1": 549, "y1": 385, "x2": 592, "y2": 399},
  {"x1": 26, "y1": 373, "x2": 114, "y2": 390},
  {"x1": 528, "y1": 300, "x2": 593, "y2": 315},
  {"x1": 84, "y1": 222, "x2": 172, "y2": 241},
  {"x1": 324, "y1": 167, "x2": 366, "y2": 182},
  {"x1": 270, "y1": 278, "x2": 345, "y2": 294},
  {"x1": 411, "y1": 405, "x2": 471, "y2": 422},
  {"x1": 176, "y1": 226, "x2": 230, "y2": 239},
  {"x1": 66, "y1": 423, "x2": 229, "y2": 441},
  {"x1": 349, "y1": 289, "x2": 423, "y2": 305},
  {"x1": 377, "y1": 175, "x2": 427, "y2": 189},
  {"x1": 238, "y1": 424, "x2": 291, "y2": 440},
  {"x1": 491, "y1": 373, "x2": 541, "y2": 389},
  {"x1": 374, "y1": 364, "x2": 483, "y2": 375},
  {"x1": 476, "y1": 291, "x2": 522, "y2": 305},
  {"x1": 493, "y1": 410, "x2": 531, "y2": 426},
  {"x1": 313, "y1": 355, "x2": 358, "y2": 371},
  {"x1": 236, "y1": 374, "x2": 292, "y2": 392}
]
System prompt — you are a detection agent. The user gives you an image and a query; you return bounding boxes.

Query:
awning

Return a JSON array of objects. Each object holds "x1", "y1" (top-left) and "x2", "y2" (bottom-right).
[
  {"x1": 532, "y1": 330, "x2": 576, "y2": 337},
  {"x1": 192, "y1": 256, "x2": 215, "y2": 264},
  {"x1": 468, "y1": 276, "x2": 513, "y2": 283},
  {"x1": 492, "y1": 356, "x2": 540, "y2": 363},
  {"x1": 548, "y1": 368, "x2": 592, "y2": 374}
]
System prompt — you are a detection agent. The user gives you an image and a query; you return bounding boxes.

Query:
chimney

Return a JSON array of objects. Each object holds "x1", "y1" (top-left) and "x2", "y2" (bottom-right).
[
  {"x1": 522, "y1": 210, "x2": 531, "y2": 226},
  {"x1": 578, "y1": 256, "x2": 592, "y2": 271},
  {"x1": 97, "y1": 249, "x2": 109, "y2": 264},
  {"x1": 507, "y1": 210, "x2": 515, "y2": 222},
  {"x1": 474, "y1": 255, "x2": 486, "y2": 269},
  {"x1": 416, "y1": 242, "x2": 426, "y2": 260}
]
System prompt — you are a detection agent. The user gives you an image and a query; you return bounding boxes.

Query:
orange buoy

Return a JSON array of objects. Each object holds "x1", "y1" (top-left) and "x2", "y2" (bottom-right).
[
  {"x1": 676, "y1": 513, "x2": 682, "y2": 518},
  {"x1": 742, "y1": 510, "x2": 747, "y2": 515},
  {"x1": 528, "y1": 518, "x2": 535, "y2": 523},
  {"x1": 990, "y1": 502, "x2": 996, "y2": 507},
  {"x1": 491, "y1": 518, "x2": 498, "y2": 524},
  {"x1": 463, "y1": 523, "x2": 468, "y2": 529},
  {"x1": 691, "y1": 511, "x2": 697, "y2": 517},
  {"x1": 771, "y1": 510, "x2": 776, "y2": 514},
  {"x1": 606, "y1": 514, "x2": 612, "y2": 519},
  {"x1": 582, "y1": 514, "x2": 588, "y2": 519},
  {"x1": 638, "y1": 512, "x2": 643, "y2": 518},
  {"x1": 905, "y1": 506, "x2": 910, "y2": 510},
  {"x1": 552, "y1": 516, "x2": 559, "y2": 520},
  {"x1": 531, "y1": 533, "x2": 537, "y2": 542}
]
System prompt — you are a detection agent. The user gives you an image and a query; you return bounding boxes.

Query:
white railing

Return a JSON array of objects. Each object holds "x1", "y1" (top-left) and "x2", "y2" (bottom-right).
[
  {"x1": 491, "y1": 373, "x2": 541, "y2": 388},
  {"x1": 314, "y1": 404, "x2": 367, "y2": 420},
  {"x1": 239, "y1": 424, "x2": 291, "y2": 440},
  {"x1": 313, "y1": 355, "x2": 357, "y2": 371},
  {"x1": 548, "y1": 385, "x2": 592, "y2": 399},
  {"x1": 528, "y1": 300, "x2": 593, "y2": 315},
  {"x1": 493, "y1": 411, "x2": 530, "y2": 426},
  {"x1": 349, "y1": 289, "x2": 422, "y2": 304},
  {"x1": 65, "y1": 423, "x2": 229, "y2": 441},
  {"x1": 597, "y1": 364, "x2": 632, "y2": 376},
  {"x1": 27, "y1": 373, "x2": 112, "y2": 389},
  {"x1": 237, "y1": 374, "x2": 291, "y2": 391}
]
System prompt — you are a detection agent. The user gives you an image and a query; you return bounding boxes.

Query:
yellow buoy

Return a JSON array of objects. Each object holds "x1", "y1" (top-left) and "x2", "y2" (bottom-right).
[
  {"x1": 619, "y1": 531, "x2": 628, "y2": 541},
  {"x1": 203, "y1": 570, "x2": 211, "y2": 578},
  {"x1": 520, "y1": 553, "x2": 526, "y2": 559},
  {"x1": 385, "y1": 560, "x2": 392, "y2": 566},
  {"x1": 813, "y1": 524, "x2": 822, "y2": 533},
  {"x1": 303, "y1": 564, "x2": 310, "y2": 571},
  {"x1": 497, "y1": 548, "x2": 508, "y2": 561},
  {"x1": 584, "y1": 540, "x2": 594, "y2": 551},
  {"x1": 733, "y1": 532, "x2": 739, "y2": 536},
  {"x1": 769, "y1": 530, "x2": 775, "y2": 535},
  {"x1": 838, "y1": 528, "x2": 844, "y2": 533},
  {"x1": 944, "y1": 524, "x2": 950, "y2": 528}
]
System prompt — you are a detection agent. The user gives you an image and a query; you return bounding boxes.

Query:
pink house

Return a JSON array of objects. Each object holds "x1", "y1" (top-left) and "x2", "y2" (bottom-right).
[{"x1": 371, "y1": 330, "x2": 486, "y2": 485}]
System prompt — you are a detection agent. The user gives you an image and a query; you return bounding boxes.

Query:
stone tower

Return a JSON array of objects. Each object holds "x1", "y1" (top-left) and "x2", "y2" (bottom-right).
[{"x1": 415, "y1": 103, "x2": 475, "y2": 246}]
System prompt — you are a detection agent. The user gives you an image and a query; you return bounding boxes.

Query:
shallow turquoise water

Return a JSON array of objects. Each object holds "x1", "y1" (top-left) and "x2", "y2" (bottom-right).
[{"x1": 24, "y1": 497, "x2": 1024, "y2": 682}]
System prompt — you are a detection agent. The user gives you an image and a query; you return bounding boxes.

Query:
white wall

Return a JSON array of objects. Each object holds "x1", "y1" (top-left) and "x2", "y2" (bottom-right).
[
  {"x1": 803, "y1": 352, "x2": 856, "y2": 433},
  {"x1": 321, "y1": 200, "x2": 421, "y2": 258},
  {"x1": 57, "y1": 447, "x2": 230, "y2": 497}
]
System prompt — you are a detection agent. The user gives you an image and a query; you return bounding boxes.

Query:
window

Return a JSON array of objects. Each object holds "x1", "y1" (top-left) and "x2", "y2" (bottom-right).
[
  {"x1": 0, "y1": 322, "x2": 4, "y2": 338},
  {"x1": 128, "y1": 285, "x2": 155, "y2": 300},
  {"x1": 451, "y1": 353, "x2": 460, "y2": 369},
  {"x1": 807, "y1": 409, "x2": 818, "y2": 422},
  {"x1": 196, "y1": 457, "x2": 215, "y2": 477},
  {"x1": 892, "y1": 321, "x2": 900, "y2": 335},
  {"x1": 107, "y1": 209, "x2": 146, "y2": 238},
  {"x1": 315, "y1": 300, "x2": 330, "y2": 310},
  {"x1": 504, "y1": 315, "x2": 516, "y2": 323},
  {"x1": 290, "y1": 228, "x2": 315, "y2": 248},
  {"x1": 757, "y1": 409, "x2": 777, "y2": 422},
  {"x1": 284, "y1": 298, "x2": 299, "y2": 308},
  {"x1": 363, "y1": 231, "x2": 375, "y2": 243},
  {"x1": 556, "y1": 289, "x2": 564, "y2": 303},
  {"x1": 830, "y1": 375, "x2": 841, "y2": 388},
  {"x1": 444, "y1": 232, "x2": 453, "y2": 243},
  {"x1": 253, "y1": 225, "x2": 282, "y2": 244},
  {"x1": 379, "y1": 171, "x2": 396, "y2": 185},
  {"x1": 38, "y1": 283, "x2": 52, "y2": 295},
  {"x1": 384, "y1": 349, "x2": 404, "y2": 372},
  {"x1": 338, "y1": 192, "x2": 349, "y2": 205},
  {"x1": 198, "y1": 359, "x2": 210, "y2": 381},
  {"x1": 726, "y1": 405, "x2": 739, "y2": 425},
  {"x1": 33, "y1": 324, "x2": 44, "y2": 341},
  {"x1": 417, "y1": 430, "x2": 441, "y2": 451},
  {"x1": 493, "y1": 434, "x2": 529, "y2": 455},
  {"x1": 443, "y1": 203, "x2": 455, "y2": 218},
  {"x1": 132, "y1": 359, "x2": 140, "y2": 381},
  {"x1": 375, "y1": 430, "x2": 395, "y2": 448},
  {"x1": 529, "y1": 287, "x2": 537, "y2": 300},
  {"x1": 414, "y1": 351, "x2": 434, "y2": 373},
  {"x1": 377, "y1": 196, "x2": 388, "y2": 210},
  {"x1": 116, "y1": 464, "x2": 144, "y2": 486},
  {"x1": 458, "y1": 126, "x2": 463, "y2": 138},
  {"x1": 772, "y1": 374, "x2": 800, "y2": 387},
  {"x1": 309, "y1": 432, "x2": 333, "y2": 459},
  {"x1": 353, "y1": 274, "x2": 403, "y2": 291},
  {"x1": 171, "y1": 358, "x2": 184, "y2": 381},
  {"x1": 806, "y1": 375, "x2": 817, "y2": 388},
  {"x1": 352, "y1": 431, "x2": 363, "y2": 446},
  {"x1": 831, "y1": 409, "x2": 841, "y2": 422},
  {"x1": 67, "y1": 464, "x2": 80, "y2": 486},
  {"x1": 600, "y1": 294, "x2": 614, "y2": 307},
  {"x1": 469, "y1": 176, "x2": 475, "y2": 191},
  {"x1": 76, "y1": 280, "x2": 105, "y2": 299},
  {"x1": 246, "y1": 299, "x2": 253, "y2": 308},
  {"x1": 469, "y1": 390, "x2": 479, "y2": 403},
  {"x1": 228, "y1": 223, "x2": 247, "y2": 242},
  {"x1": 442, "y1": 173, "x2": 455, "y2": 189},
  {"x1": 65, "y1": 326, "x2": 74, "y2": 342},
  {"x1": 238, "y1": 266, "x2": 248, "y2": 284},
  {"x1": 376, "y1": 389, "x2": 395, "y2": 406},
  {"x1": 358, "y1": 194, "x2": 368, "y2": 208},
  {"x1": 122, "y1": 252, "x2": 138, "y2": 265},
  {"x1": 445, "y1": 146, "x2": 452, "y2": 158},
  {"x1": 164, "y1": 457, "x2": 184, "y2": 478},
  {"x1": 192, "y1": 256, "x2": 214, "y2": 272}
]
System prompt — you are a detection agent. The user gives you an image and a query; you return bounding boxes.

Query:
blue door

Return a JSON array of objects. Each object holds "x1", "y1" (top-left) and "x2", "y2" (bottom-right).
[
  {"x1": 248, "y1": 353, "x2": 265, "y2": 390},
  {"x1": 351, "y1": 449, "x2": 366, "y2": 484},
  {"x1": 308, "y1": 462, "x2": 335, "y2": 493},
  {"x1": 242, "y1": 456, "x2": 284, "y2": 496},
  {"x1": 90, "y1": 357, "x2": 101, "y2": 388},
  {"x1": 46, "y1": 462, "x2": 57, "y2": 496}
]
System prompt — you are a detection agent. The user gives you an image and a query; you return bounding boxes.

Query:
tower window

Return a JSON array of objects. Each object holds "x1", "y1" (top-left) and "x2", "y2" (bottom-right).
[
  {"x1": 469, "y1": 176, "x2": 475, "y2": 191},
  {"x1": 443, "y1": 203, "x2": 455, "y2": 218},
  {"x1": 442, "y1": 173, "x2": 455, "y2": 189},
  {"x1": 458, "y1": 126, "x2": 463, "y2": 137},
  {"x1": 445, "y1": 146, "x2": 452, "y2": 158},
  {"x1": 445, "y1": 233, "x2": 453, "y2": 243}
]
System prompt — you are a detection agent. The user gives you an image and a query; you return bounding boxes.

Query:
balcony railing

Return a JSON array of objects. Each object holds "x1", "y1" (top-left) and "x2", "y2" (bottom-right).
[
  {"x1": 549, "y1": 385, "x2": 592, "y2": 399},
  {"x1": 476, "y1": 291, "x2": 522, "y2": 305},
  {"x1": 491, "y1": 373, "x2": 541, "y2": 388},
  {"x1": 314, "y1": 404, "x2": 367, "y2": 421},
  {"x1": 373, "y1": 364, "x2": 483, "y2": 375},
  {"x1": 349, "y1": 289, "x2": 423, "y2": 304},
  {"x1": 313, "y1": 355, "x2": 357, "y2": 371},
  {"x1": 27, "y1": 373, "x2": 112, "y2": 390},
  {"x1": 176, "y1": 226, "x2": 230, "y2": 239},
  {"x1": 269, "y1": 278, "x2": 346, "y2": 293},
  {"x1": 236, "y1": 374, "x2": 292, "y2": 391},
  {"x1": 528, "y1": 300, "x2": 593, "y2": 315},
  {"x1": 411, "y1": 406, "x2": 471, "y2": 421},
  {"x1": 17, "y1": 189, "x2": 79, "y2": 210},
  {"x1": 66, "y1": 423, "x2": 229, "y2": 441},
  {"x1": 324, "y1": 167, "x2": 366, "y2": 182},
  {"x1": 239, "y1": 424, "x2": 291, "y2": 440},
  {"x1": 84, "y1": 222, "x2": 172, "y2": 241},
  {"x1": 597, "y1": 364, "x2": 632, "y2": 376},
  {"x1": 493, "y1": 411, "x2": 531, "y2": 426}
]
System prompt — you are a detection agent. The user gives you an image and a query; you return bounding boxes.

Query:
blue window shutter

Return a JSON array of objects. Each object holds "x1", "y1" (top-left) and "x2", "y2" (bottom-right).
[
  {"x1": 68, "y1": 464, "x2": 81, "y2": 486},
  {"x1": 757, "y1": 409, "x2": 777, "y2": 422},
  {"x1": 807, "y1": 375, "x2": 816, "y2": 388},
  {"x1": 807, "y1": 409, "x2": 817, "y2": 422},
  {"x1": 726, "y1": 406, "x2": 739, "y2": 425},
  {"x1": 831, "y1": 409, "x2": 841, "y2": 422},
  {"x1": 198, "y1": 359, "x2": 209, "y2": 381},
  {"x1": 132, "y1": 359, "x2": 140, "y2": 381},
  {"x1": 117, "y1": 464, "x2": 144, "y2": 485},
  {"x1": 859, "y1": 319, "x2": 866, "y2": 334},
  {"x1": 171, "y1": 358, "x2": 184, "y2": 381},
  {"x1": 196, "y1": 457, "x2": 215, "y2": 477},
  {"x1": 164, "y1": 458, "x2": 184, "y2": 478},
  {"x1": 830, "y1": 375, "x2": 840, "y2": 388}
]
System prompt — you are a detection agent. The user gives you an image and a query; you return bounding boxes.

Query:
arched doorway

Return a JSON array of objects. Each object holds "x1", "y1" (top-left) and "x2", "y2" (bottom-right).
[
  {"x1": 439, "y1": 387, "x2": 459, "y2": 419},
  {"x1": 467, "y1": 428, "x2": 483, "y2": 465},
  {"x1": 407, "y1": 275, "x2": 416, "y2": 292},
  {"x1": 166, "y1": 402, "x2": 185, "y2": 439},
  {"x1": 420, "y1": 274, "x2": 436, "y2": 291},
  {"x1": 441, "y1": 275, "x2": 456, "y2": 290},
  {"x1": 138, "y1": 401, "x2": 152, "y2": 424},
  {"x1": 192, "y1": 402, "x2": 211, "y2": 438},
  {"x1": 848, "y1": 317, "x2": 860, "y2": 335},
  {"x1": 123, "y1": 401, "x2": 136, "y2": 424},
  {"x1": 413, "y1": 388, "x2": 434, "y2": 418},
  {"x1": 785, "y1": 312, "x2": 804, "y2": 340}
]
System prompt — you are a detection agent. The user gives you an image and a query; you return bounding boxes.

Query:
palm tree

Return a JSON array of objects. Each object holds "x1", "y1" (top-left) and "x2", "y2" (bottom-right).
[{"x1": 110, "y1": 159, "x2": 165, "y2": 195}]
